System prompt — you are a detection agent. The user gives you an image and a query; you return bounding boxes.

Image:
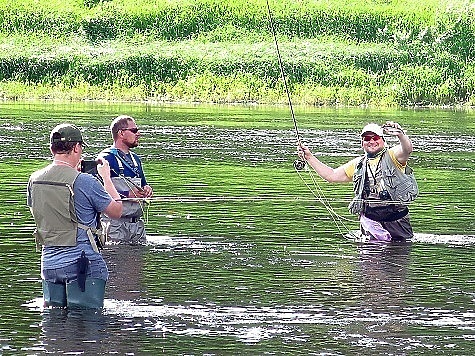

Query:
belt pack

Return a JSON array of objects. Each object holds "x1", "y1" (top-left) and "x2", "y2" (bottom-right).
[{"x1": 363, "y1": 204, "x2": 409, "y2": 222}]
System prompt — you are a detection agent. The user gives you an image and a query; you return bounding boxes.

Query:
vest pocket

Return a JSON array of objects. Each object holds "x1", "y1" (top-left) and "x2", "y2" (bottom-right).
[
  {"x1": 349, "y1": 173, "x2": 364, "y2": 215},
  {"x1": 381, "y1": 165, "x2": 418, "y2": 203}
]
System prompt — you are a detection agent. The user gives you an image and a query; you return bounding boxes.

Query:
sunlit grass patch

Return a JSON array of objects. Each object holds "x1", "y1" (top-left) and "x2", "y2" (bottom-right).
[{"x1": 0, "y1": 0, "x2": 474, "y2": 106}]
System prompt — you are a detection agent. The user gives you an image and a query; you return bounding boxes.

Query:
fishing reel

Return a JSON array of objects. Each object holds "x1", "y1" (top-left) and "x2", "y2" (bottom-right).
[{"x1": 293, "y1": 159, "x2": 306, "y2": 171}]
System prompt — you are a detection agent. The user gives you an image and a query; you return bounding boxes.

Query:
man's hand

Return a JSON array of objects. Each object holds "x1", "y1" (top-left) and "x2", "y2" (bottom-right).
[
  {"x1": 384, "y1": 121, "x2": 413, "y2": 164},
  {"x1": 141, "y1": 185, "x2": 153, "y2": 198},
  {"x1": 297, "y1": 142, "x2": 312, "y2": 160},
  {"x1": 382, "y1": 121, "x2": 404, "y2": 137},
  {"x1": 129, "y1": 184, "x2": 153, "y2": 198},
  {"x1": 96, "y1": 158, "x2": 111, "y2": 180}
]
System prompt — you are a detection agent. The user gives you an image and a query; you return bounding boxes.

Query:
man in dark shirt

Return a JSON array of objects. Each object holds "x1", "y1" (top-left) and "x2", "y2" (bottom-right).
[{"x1": 100, "y1": 115, "x2": 153, "y2": 244}]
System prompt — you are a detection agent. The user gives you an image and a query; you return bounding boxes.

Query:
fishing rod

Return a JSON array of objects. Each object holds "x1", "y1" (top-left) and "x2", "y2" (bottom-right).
[
  {"x1": 116, "y1": 196, "x2": 325, "y2": 202},
  {"x1": 117, "y1": 195, "x2": 413, "y2": 209},
  {"x1": 265, "y1": 0, "x2": 305, "y2": 171},
  {"x1": 264, "y1": 4, "x2": 358, "y2": 236}
]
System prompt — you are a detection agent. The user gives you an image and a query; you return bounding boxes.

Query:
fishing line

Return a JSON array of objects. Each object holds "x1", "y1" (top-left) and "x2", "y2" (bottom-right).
[
  {"x1": 116, "y1": 196, "x2": 330, "y2": 202},
  {"x1": 265, "y1": 0, "x2": 355, "y2": 238},
  {"x1": 295, "y1": 166, "x2": 359, "y2": 240}
]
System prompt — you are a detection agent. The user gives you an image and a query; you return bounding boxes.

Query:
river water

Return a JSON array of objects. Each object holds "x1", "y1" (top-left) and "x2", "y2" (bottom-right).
[{"x1": 0, "y1": 102, "x2": 474, "y2": 355}]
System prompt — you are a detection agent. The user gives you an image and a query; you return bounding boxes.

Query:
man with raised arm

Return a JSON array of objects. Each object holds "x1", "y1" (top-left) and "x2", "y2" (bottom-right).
[{"x1": 298, "y1": 121, "x2": 418, "y2": 241}]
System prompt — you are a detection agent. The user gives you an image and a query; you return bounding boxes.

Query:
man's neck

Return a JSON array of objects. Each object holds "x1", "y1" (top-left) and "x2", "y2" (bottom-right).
[
  {"x1": 53, "y1": 154, "x2": 77, "y2": 168},
  {"x1": 113, "y1": 142, "x2": 130, "y2": 154}
]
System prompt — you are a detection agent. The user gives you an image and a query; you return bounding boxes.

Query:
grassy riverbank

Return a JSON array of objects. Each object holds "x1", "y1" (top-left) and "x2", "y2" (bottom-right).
[{"x1": 0, "y1": 0, "x2": 474, "y2": 107}]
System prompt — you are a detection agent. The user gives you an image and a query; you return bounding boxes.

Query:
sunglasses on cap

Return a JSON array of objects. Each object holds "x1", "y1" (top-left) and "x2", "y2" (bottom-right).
[
  {"x1": 362, "y1": 134, "x2": 381, "y2": 142},
  {"x1": 122, "y1": 128, "x2": 139, "y2": 134}
]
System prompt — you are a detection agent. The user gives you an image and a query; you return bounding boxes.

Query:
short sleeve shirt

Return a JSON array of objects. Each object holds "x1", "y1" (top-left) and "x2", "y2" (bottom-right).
[
  {"x1": 343, "y1": 148, "x2": 404, "y2": 179},
  {"x1": 41, "y1": 173, "x2": 113, "y2": 269}
]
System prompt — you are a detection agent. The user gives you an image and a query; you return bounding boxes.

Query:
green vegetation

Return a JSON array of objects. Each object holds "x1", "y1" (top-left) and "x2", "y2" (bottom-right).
[{"x1": 0, "y1": 0, "x2": 474, "y2": 107}]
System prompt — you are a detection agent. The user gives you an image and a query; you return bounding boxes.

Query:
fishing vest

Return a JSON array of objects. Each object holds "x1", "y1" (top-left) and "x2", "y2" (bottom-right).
[
  {"x1": 106, "y1": 148, "x2": 144, "y2": 219},
  {"x1": 29, "y1": 165, "x2": 104, "y2": 252},
  {"x1": 348, "y1": 151, "x2": 418, "y2": 217}
]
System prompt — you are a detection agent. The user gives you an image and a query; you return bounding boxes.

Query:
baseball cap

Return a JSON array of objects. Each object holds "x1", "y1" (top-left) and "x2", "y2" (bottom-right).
[
  {"x1": 50, "y1": 124, "x2": 88, "y2": 147},
  {"x1": 361, "y1": 123, "x2": 384, "y2": 137}
]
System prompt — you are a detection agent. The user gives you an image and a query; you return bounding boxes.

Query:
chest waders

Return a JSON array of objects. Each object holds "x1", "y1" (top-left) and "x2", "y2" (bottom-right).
[
  {"x1": 107, "y1": 148, "x2": 145, "y2": 218},
  {"x1": 348, "y1": 151, "x2": 418, "y2": 221},
  {"x1": 102, "y1": 149, "x2": 146, "y2": 244},
  {"x1": 30, "y1": 165, "x2": 106, "y2": 309},
  {"x1": 43, "y1": 276, "x2": 106, "y2": 309}
]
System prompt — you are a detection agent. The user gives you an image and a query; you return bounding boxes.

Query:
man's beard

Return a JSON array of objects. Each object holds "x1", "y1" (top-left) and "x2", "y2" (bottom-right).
[
  {"x1": 127, "y1": 141, "x2": 139, "y2": 149},
  {"x1": 366, "y1": 146, "x2": 386, "y2": 158}
]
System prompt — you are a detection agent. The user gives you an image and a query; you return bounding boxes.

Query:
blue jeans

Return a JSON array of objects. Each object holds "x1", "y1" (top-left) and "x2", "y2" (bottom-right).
[
  {"x1": 42, "y1": 259, "x2": 108, "y2": 309},
  {"x1": 42, "y1": 259, "x2": 109, "y2": 283}
]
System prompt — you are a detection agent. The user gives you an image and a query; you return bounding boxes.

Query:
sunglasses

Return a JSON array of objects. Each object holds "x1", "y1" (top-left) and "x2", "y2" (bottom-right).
[
  {"x1": 362, "y1": 134, "x2": 381, "y2": 142},
  {"x1": 122, "y1": 128, "x2": 139, "y2": 134}
]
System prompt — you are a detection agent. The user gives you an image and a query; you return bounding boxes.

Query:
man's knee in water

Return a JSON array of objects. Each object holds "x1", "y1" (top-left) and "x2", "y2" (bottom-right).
[
  {"x1": 43, "y1": 280, "x2": 67, "y2": 308},
  {"x1": 66, "y1": 278, "x2": 106, "y2": 309}
]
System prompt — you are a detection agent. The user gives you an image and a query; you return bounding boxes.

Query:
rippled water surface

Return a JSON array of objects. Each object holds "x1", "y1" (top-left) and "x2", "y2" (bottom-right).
[{"x1": 1, "y1": 102, "x2": 475, "y2": 355}]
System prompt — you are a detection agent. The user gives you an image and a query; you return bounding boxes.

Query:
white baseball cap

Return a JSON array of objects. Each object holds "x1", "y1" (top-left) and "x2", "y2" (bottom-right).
[{"x1": 361, "y1": 123, "x2": 384, "y2": 137}]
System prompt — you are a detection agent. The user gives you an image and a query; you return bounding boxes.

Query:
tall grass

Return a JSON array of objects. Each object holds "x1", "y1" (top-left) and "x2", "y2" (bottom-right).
[
  {"x1": 0, "y1": 0, "x2": 474, "y2": 106},
  {"x1": 2, "y1": 0, "x2": 472, "y2": 51}
]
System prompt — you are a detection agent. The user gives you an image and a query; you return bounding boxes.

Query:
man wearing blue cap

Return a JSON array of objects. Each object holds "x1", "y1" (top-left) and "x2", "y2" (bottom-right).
[
  {"x1": 27, "y1": 123, "x2": 123, "y2": 308},
  {"x1": 298, "y1": 121, "x2": 418, "y2": 241}
]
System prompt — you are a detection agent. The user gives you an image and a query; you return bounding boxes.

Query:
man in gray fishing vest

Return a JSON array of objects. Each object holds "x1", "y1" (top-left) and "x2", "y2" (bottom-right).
[
  {"x1": 99, "y1": 115, "x2": 153, "y2": 244},
  {"x1": 298, "y1": 121, "x2": 418, "y2": 241},
  {"x1": 27, "y1": 124, "x2": 123, "y2": 309}
]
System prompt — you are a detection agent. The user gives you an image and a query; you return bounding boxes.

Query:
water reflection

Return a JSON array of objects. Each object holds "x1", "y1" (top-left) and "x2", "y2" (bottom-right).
[
  {"x1": 356, "y1": 242, "x2": 411, "y2": 295},
  {"x1": 24, "y1": 307, "x2": 143, "y2": 354},
  {"x1": 338, "y1": 243, "x2": 412, "y2": 349},
  {"x1": 35, "y1": 309, "x2": 109, "y2": 354},
  {"x1": 2, "y1": 103, "x2": 475, "y2": 354},
  {"x1": 104, "y1": 244, "x2": 147, "y2": 301}
]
